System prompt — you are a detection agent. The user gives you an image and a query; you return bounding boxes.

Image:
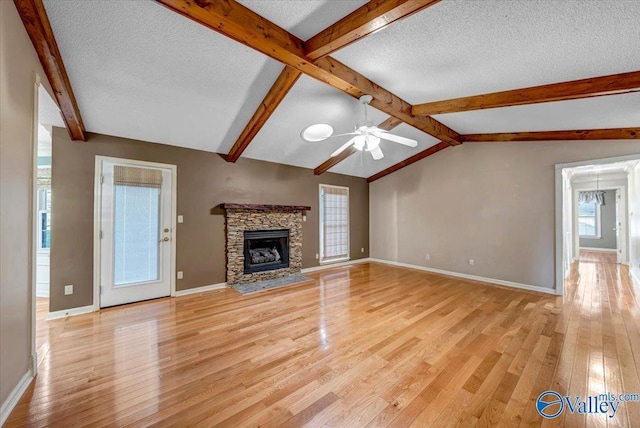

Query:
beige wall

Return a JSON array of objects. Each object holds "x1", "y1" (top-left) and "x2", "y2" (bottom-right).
[
  {"x1": 50, "y1": 128, "x2": 369, "y2": 311},
  {"x1": 370, "y1": 141, "x2": 640, "y2": 290},
  {"x1": 0, "y1": 2, "x2": 55, "y2": 409}
]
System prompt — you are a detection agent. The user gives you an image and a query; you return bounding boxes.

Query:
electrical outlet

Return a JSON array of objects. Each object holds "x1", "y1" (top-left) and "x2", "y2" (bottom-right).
[
  {"x1": 303, "y1": 215, "x2": 307, "y2": 222},
  {"x1": 177, "y1": 271, "x2": 183, "y2": 279},
  {"x1": 64, "y1": 284, "x2": 73, "y2": 295},
  {"x1": 177, "y1": 215, "x2": 184, "y2": 223},
  {"x1": 426, "y1": 254, "x2": 430, "y2": 260},
  {"x1": 315, "y1": 253, "x2": 319, "y2": 260},
  {"x1": 361, "y1": 248, "x2": 365, "y2": 253},
  {"x1": 469, "y1": 259, "x2": 474, "y2": 266}
]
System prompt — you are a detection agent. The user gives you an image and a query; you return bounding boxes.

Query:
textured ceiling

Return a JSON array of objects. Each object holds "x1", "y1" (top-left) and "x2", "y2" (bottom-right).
[
  {"x1": 333, "y1": 0, "x2": 640, "y2": 104},
  {"x1": 41, "y1": 0, "x2": 640, "y2": 179}
]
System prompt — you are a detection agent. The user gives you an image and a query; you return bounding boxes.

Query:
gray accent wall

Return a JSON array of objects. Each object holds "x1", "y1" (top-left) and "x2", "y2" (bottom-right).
[
  {"x1": 0, "y1": 1, "x2": 56, "y2": 410},
  {"x1": 579, "y1": 189, "x2": 617, "y2": 250},
  {"x1": 369, "y1": 141, "x2": 640, "y2": 290}
]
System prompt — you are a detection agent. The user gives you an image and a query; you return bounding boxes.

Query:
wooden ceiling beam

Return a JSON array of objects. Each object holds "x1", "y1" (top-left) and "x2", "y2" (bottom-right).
[
  {"x1": 15, "y1": 0, "x2": 86, "y2": 141},
  {"x1": 314, "y1": 117, "x2": 401, "y2": 175},
  {"x1": 462, "y1": 128, "x2": 640, "y2": 142},
  {"x1": 226, "y1": 66, "x2": 301, "y2": 162},
  {"x1": 367, "y1": 141, "x2": 450, "y2": 182},
  {"x1": 412, "y1": 70, "x2": 640, "y2": 116},
  {"x1": 305, "y1": 0, "x2": 441, "y2": 60},
  {"x1": 225, "y1": 0, "x2": 442, "y2": 162},
  {"x1": 156, "y1": 0, "x2": 461, "y2": 145}
]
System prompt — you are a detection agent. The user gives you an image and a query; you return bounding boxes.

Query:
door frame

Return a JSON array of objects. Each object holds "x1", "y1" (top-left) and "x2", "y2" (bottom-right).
[
  {"x1": 93, "y1": 156, "x2": 177, "y2": 310},
  {"x1": 555, "y1": 153, "x2": 640, "y2": 296}
]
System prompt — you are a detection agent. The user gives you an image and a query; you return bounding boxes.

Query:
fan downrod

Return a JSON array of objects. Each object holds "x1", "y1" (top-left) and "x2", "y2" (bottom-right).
[{"x1": 359, "y1": 95, "x2": 373, "y2": 105}]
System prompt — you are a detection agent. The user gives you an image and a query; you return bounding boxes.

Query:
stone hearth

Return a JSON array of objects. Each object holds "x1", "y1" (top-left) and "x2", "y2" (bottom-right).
[{"x1": 221, "y1": 204, "x2": 310, "y2": 286}]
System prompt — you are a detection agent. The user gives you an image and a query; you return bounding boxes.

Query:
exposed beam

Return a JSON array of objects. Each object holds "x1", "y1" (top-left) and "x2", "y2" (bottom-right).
[
  {"x1": 226, "y1": 66, "x2": 301, "y2": 162},
  {"x1": 305, "y1": 0, "x2": 441, "y2": 60},
  {"x1": 156, "y1": 0, "x2": 461, "y2": 145},
  {"x1": 14, "y1": 0, "x2": 86, "y2": 141},
  {"x1": 314, "y1": 146, "x2": 359, "y2": 175},
  {"x1": 367, "y1": 141, "x2": 450, "y2": 183},
  {"x1": 412, "y1": 70, "x2": 640, "y2": 117},
  {"x1": 462, "y1": 128, "x2": 640, "y2": 142},
  {"x1": 226, "y1": 1, "x2": 440, "y2": 163},
  {"x1": 314, "y1": 117, "x2": 402, "y2": 175}
]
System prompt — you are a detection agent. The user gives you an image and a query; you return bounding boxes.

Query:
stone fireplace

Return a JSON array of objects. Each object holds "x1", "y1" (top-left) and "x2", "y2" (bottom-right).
[
  {"x1": 244, "y1": 229, "x2": 289, "y2": 274},
  {"x1": 221, "y1": 204, "x2": 310, "y2": 286}
]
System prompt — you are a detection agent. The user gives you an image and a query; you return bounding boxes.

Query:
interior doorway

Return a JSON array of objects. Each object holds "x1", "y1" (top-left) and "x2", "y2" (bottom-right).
[
  {"x1": 555, "y1": 155, "x2": 640, "y2": 295},
  {"x1": 33, "y1": 79, "x2": 66, "y2": 368}
]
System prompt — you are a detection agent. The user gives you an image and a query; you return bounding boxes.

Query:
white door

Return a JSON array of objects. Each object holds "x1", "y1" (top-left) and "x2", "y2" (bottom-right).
[
  {"x1": 98, "y1": 159, "x2": 174, "y2": 307},
  {"x1": 615, "y1": 189, "x2": 622, "y2": 263}
]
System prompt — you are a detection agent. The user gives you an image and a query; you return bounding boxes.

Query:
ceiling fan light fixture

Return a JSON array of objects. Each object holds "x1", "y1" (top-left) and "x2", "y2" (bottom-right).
[
  {"x1": 300, "y1": 123, "x2": 334, "y2": 142},
  {"x1": 364, "y1": 135, "x2": 380, "y2": 151},
  {"x1": 354, "y1": 135, "x2": 365, "y2": 151}
]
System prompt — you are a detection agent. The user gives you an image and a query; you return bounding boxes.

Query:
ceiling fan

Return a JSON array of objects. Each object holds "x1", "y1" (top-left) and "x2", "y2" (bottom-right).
[{"x1": 301, "y1": 95, "x2": 418, "y2": 161}]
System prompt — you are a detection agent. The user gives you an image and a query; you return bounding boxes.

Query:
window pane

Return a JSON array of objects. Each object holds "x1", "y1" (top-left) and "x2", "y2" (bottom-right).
[
  {"x1": 578, "y1": 201, "x2": 598, "y2": 237},
  {"x1": 113, "y1": 184, "x2": 160, "y2": 285},
  {"x1": 321, "y1": 186, "x2": 349, "y2": 261},
  {"x1": 578, "y1": 201, "x2": 596, "y2": 216}
]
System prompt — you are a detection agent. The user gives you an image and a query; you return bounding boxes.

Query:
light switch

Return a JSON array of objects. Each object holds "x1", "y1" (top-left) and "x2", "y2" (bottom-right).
[
  {"x1": 177, "y1": 271, "x2": 184, "y2": 279},
  {"x1": 64, "y1": 284, "x2": 73, "y2": 295},
  {"x1": 178, "y1": 215, "x2": 184, "y2": 223}
]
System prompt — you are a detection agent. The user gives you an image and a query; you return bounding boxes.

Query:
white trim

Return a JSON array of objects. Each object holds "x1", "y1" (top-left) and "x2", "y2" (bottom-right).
[
  {"x1": 93, "y1": 156, "x2": 177, "y2": 309},
  {"x1": 45, "y1": 305, "x2": 95, "y2": 321},
  {"x1": 579, "y1": 247, "x2": 618, "y2": 253},
  {"x1": 0, "y1": 371, "x2": 34, "y2": 427},
  {"x1": 369, "y1": 258, "x2": 558, "y2": 295},
  {"x1": 630, "y1": 269, "x2": 640, "y2": 290},
  {"x1": 318, "y1": 183, "x2": 350, "y2": 264},
  {"x1": 175, "y1": 283, "x2": 227, "y2": 296},
  {"x1": 30, "y1": 75, "x2": 40, "y2": 380},
  {"x1": 301, "y1": 258, "x2": 370, "y2": 273}
]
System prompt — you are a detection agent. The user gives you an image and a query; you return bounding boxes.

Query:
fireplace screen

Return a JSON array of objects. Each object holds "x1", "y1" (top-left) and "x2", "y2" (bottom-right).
[{"x1": 244, "y1": 229, "x2": 290, "y2": 274}]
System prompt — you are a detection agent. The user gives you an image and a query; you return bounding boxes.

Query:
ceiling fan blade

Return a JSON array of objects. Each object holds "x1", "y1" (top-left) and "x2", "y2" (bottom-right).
[
  {"x1": 331, "y1": 138, "x2": 356, "y2": 157},
  {"x1": 371, "y1": 146, "x2": 384, "y2": 160},
  {"x1": 376, "y1": 132, "x2": 418, "y2": 147},
  {"x1": 325, "y1": 132, "x2": 358, "y2": 140}
]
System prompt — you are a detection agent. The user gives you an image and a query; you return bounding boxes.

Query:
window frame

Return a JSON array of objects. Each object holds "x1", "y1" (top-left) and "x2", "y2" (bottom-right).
[
  {"x1": 578, "y1": 199, "x2": 602, "y2": 239},
  {"x1": 318, "y1": 184, "x2": 350, "y2": 264}
]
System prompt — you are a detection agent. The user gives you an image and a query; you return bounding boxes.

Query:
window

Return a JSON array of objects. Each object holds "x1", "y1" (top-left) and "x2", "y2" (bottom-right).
[
  {"x1": 319, "y1": 184, "x2": 349, "y2": 263},
  {"x1": 578, "y1": 200, "x2": 601, "y2": 238},
  {"x1": 37, "y1": 188, "x2": 51, "y2": 250}
]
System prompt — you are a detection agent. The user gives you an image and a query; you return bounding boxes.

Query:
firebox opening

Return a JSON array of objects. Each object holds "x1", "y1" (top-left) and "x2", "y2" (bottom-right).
[{"x1": 244, "y1": 229, "x2": 290, "y2": 274}]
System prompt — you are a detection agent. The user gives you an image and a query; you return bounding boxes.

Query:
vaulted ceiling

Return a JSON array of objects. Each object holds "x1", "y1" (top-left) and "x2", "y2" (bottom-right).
[{"x1": 17, "y1": 0, "x2": 640, "y2": 181}]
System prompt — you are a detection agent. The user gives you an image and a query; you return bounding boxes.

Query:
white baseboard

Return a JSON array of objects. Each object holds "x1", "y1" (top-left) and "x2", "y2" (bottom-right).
[
  {"x1": 46, "y1": 304, "x2": 95, "y2": 320},
  {"x1": 0, "y1": 370, "x2": 33, "y2": 426},
  {"x1": 579, "y1": 247, "x2": 618, "y2": 253},
  {"x1": 369, "y1": 258, "x2": 558, "y2": 295},
  {"x1": 175, "y1": 282, "x2": 227, "y2": 297},
  {"x1": 301, "y1": 258, "x2": 371, "y2": 274}
]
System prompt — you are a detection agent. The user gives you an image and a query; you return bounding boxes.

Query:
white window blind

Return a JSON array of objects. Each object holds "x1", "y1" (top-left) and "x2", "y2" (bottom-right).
[
  {"x1": 320, "y1": 184, "x2": 349, "y2": 263},
  {"x1": 113, "y1": 166, "x2": 161, "y2": 286}
]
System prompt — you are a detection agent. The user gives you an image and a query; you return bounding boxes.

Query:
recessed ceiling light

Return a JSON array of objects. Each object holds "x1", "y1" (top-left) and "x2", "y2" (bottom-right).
[{"x1": 301, "y1": 123, "x2": 333, "y2": 142}]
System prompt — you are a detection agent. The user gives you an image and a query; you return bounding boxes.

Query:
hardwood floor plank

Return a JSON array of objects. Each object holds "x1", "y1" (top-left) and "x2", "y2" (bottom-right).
[{"x1": 7, "y1": 253, "x2": 640, "y2": 426}]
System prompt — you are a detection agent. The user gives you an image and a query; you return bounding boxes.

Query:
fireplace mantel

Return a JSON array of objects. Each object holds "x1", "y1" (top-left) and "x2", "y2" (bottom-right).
[{"x1": 220, "y1": 203, "x2": 311, "y2": 211}]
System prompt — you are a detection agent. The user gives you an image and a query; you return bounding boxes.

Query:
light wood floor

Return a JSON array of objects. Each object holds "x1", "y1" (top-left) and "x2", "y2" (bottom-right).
[{"x1": 7, "y1": 253, "x2": 640, "y2": 427}]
